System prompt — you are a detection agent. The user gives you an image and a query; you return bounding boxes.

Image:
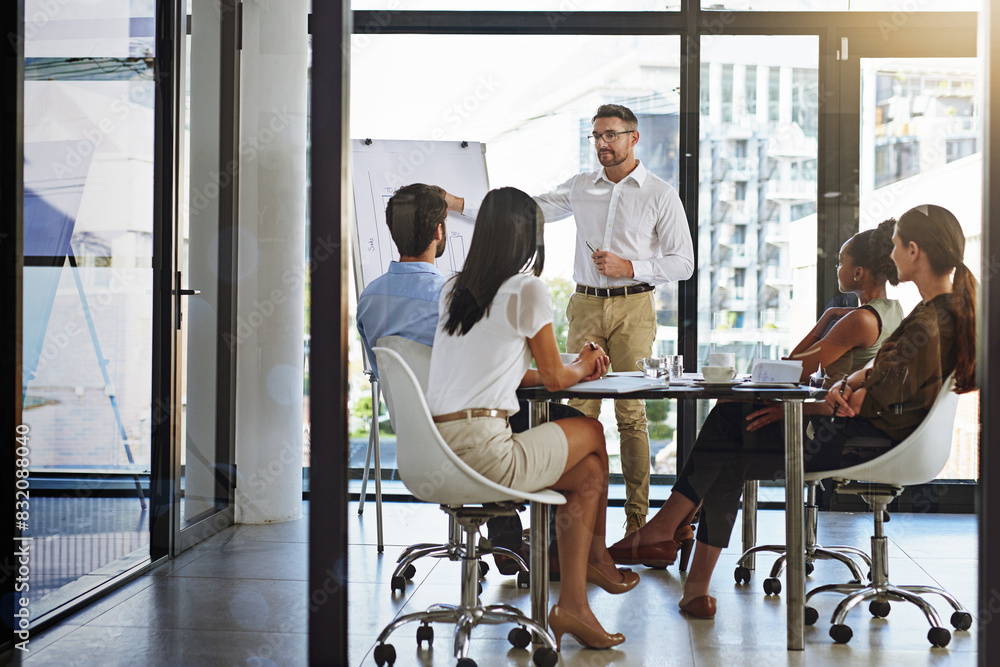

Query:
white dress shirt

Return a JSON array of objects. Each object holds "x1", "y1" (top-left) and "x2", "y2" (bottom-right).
[{"x1": 464, "y1": 161, "x2": 694, "y2": 289}]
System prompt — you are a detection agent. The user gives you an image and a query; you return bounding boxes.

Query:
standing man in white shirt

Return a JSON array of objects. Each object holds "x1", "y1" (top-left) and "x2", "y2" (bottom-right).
[{"x1": 447, "y1": 104, "x2": 694, "y2": 538}]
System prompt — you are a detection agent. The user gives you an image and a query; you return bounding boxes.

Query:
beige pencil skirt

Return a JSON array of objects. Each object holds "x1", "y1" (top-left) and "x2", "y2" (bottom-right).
[{"x1": 435, "y1": 416, "x2": 569, "y2": 492}]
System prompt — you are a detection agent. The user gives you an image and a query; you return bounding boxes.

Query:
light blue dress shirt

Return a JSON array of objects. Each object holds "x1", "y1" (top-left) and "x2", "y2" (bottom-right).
[{"x1": 356, "y1": 261, "x2": 445, "y2": 378}]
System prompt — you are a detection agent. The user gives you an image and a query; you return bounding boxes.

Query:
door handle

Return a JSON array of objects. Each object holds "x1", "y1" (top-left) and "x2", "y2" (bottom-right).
[{"x1": 174, "y1": 272, "x2": 201, "y2": 329}]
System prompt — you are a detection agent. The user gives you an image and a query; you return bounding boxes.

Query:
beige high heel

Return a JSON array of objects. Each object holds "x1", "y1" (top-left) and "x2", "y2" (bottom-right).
[
  {"x1": 586, "y1": 563, "x2": 640, "y2": 594},
  {"x1": 548, "y1": 605, "x2": 625, "y2": 651}
]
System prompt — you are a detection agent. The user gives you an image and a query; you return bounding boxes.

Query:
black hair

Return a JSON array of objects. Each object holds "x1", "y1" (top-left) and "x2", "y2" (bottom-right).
[
  {"x1": 384, "y1": 183, "x2": 447, "y2": 257},
  {"x1": 443, "y1": 187, "x2": 545, "y2": 336},
  {"x1": 848, "y1": 218, "x2": 900, "y2": 286}
]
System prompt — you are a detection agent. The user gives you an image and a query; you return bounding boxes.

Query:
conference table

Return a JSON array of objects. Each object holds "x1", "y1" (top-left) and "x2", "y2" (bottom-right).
[{"x1": 516, "y1": 375, "x2": 826, "y2": 651}]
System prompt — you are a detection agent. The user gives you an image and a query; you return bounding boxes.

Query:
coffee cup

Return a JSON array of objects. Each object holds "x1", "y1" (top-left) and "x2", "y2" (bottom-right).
[
  {"x1": 702, "y1": 365, "x2": 737, "y2": 383},
  {"x1": 636, "y1": 357, "x2": 668, "y2": 380},
  {"x1": 708, "y1": 352, "x2": 736, "y2": 368}
]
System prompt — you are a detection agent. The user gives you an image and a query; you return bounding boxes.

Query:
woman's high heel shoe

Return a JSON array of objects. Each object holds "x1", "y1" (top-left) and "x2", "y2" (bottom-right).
[
  {"x1": 548, "y1": 605, "x2": 625, "y2": 651},
  {"x1": 586, "y1": 563, "x2": 640, "y2": 594},
  {"x1": 608, "y1": 510, "x2": 700, "y2": 569},
  {"x1": 677, "y1": 505, "x2": 700, "y2": 572},
  {"x1": 677, "y1": 536, "x2": 694, "y2": 571}
]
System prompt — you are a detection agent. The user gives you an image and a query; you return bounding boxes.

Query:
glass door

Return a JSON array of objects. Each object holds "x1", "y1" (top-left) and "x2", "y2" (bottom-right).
[
  {"x1": 171, "y1": 0, "x2": 238, "y2": 553},
  {"x1": 20, "y1": 0, "x2": 161, "y2": 620}
]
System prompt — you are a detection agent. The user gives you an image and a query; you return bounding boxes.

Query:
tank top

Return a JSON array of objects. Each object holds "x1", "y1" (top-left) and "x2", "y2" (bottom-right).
[{"x1": 822, "y1": 297, "x2": 904, "y2": 389}]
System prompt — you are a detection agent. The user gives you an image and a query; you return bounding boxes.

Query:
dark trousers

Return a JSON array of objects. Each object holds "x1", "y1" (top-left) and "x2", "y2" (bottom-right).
[
  {"x1": 672, "y1": 402, "x2": 893, "y2": 549},
  {"x1": 486, "y1": 400, "x2": 585, "y2": 554}
]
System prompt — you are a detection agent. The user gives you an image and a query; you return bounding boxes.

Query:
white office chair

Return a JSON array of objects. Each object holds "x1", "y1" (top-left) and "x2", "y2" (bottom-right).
[
  {"x1": 371, "y1": 347, "x2": 563, "y2": 667},
  {"x1": 802, "y1": 374, "x2": 973, "y2": 647}
]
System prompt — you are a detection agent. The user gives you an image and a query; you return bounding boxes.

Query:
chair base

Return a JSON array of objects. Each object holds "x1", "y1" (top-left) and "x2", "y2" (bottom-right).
[
  {"x1": 375, "y1": 504, "x2": 557, "y2": 666},
  {"x1": 735, "y1": 481, "x2": 871, "y2": 592},
  {"x1": 389, "y1": 508, "x2": 528, "y2": 595},
  {"x1": 805, "y1": 580, "x2": 971, "y2": 648},
  {"x1": 802, "y1": 484, "x2": 973, "y2": 648}
]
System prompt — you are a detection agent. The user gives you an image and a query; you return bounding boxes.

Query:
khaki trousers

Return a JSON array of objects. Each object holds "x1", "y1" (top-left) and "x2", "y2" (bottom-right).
[{"x1": 566, "y1": 290, "x2": 655, "y2": 516}]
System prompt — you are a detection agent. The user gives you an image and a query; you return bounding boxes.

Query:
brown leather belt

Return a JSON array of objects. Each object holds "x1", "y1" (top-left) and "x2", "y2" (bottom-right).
[
  {"x1": 432, "y1": 408, "x2": 509, "y2": 423},
  {"x1": 576, "y1": 283, "x2": 654, "y2": 298}
]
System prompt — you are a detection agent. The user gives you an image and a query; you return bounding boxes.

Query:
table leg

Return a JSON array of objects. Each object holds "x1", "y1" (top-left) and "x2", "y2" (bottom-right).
[
  {"x1": 783, "y1": 399, "x2": 805, "y2": 650},
  {"x1": 527, "y1": 400, "x2": 551, "y2": 639},
  {"x1": 742, "y1": 480, "x2": 758, "y2": 570}
]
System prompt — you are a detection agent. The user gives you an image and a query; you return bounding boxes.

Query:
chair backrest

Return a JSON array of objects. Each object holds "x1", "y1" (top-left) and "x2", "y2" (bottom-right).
[
  {"x1": 807, "y1": 373, "x2": 960, "y2": 487},
  {"x1": 375, "y1": 335, "x2": 432, "y2": 431},
  {"x1": 373, "y1": 346, "x2": 564, "y2": 507}
]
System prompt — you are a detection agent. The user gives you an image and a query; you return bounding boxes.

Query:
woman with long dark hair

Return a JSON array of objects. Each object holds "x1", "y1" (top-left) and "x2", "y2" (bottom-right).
[
  {"x1": 609, "y1": 204, "x2": 976, "y2": 620},
  {"x1": 426, "y1": 187, "x2": 634, "y2": 651}
]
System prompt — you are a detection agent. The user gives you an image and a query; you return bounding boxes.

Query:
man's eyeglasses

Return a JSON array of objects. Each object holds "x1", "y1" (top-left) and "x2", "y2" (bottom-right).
[{"x1": 587, "y1": 130, "x2": 635, "y2": 145}]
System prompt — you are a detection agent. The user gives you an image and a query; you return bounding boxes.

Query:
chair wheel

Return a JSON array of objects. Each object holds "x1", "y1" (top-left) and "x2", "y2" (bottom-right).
[
  {"x1": 533, "y1": 647, "x2": 558, "y2": 667},
  {"x1": 373, "y1": 643, "x2": 396, "y2": 666},
  {"x1": 805, "y1": 561, "x2": 815, "y2": 576},
  {"x1": 734, "y1": 565, "x2": 751, "y2": 584},
  {"x1": 928, "y1": 626, "x2": 951, "y2": 647},
  {"x1": 402, "y1": 563, "x2": 416, "y2": 579},
  {"x1": 416, "y1": 624, "x2": 433, "y2": 647},
  {"x1": 951, "y1": 611, "x2": 973, "y2": 631},
  {"x1": 390, "y1": 575, "x2": 406, "y2": 594},
  {"x1": 456, "y1": 658, "x2": 477, "y2": 667},
  {"x1": 479, "y1": 560, "x2": 489, "y2": 578},
  {"x1": 763, "y1": 577, "x2": 781, "y2": 595},
  {"x1": 830, "y1": 624, "x2": 853, "y2": 644},
  {"x1": 869, "y1": 600, "x2": 891, "y2": 618},
  {"x1": 508, "y1": 627, "x2": 531, "y2": 649},
  {"x1": 516, "y1": 570, "x2": 530, "y2": 589},
  {"x1": 804, "y1": 606, "x2": 819, "y2": 626}
]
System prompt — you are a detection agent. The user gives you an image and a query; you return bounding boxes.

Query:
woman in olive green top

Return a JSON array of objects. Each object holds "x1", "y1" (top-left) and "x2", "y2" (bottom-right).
[
  {"x1": 744, "y1": 218, "x2": 904, "y2": 431},
  {"x1": 609, "y1": 205, "x2": 977, "y2": 619}
]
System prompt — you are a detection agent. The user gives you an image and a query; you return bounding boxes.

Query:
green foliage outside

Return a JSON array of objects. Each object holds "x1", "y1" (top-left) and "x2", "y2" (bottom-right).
[
  {"x1": 351, "y1": 394, "x2": 395, "y2": 438},
  {"x1": 545, "y1": 276, "x2": 574, "y2": 351}
]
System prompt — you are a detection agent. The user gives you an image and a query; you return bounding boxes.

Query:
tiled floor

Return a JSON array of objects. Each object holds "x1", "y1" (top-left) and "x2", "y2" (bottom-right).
[{"x1": 13, "y1": 501, "x2": 978, "y2": 666}]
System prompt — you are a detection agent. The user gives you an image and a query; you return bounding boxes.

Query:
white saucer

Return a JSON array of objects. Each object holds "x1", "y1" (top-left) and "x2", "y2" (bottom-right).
[{"x1": 694, "y1": 379, "x2": 741, "y2": 387}]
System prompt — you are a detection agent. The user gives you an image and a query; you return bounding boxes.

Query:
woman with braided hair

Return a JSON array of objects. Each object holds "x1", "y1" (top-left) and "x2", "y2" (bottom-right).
[
  {"x1": 742, "y1": 217, "x2": 905, "y2": 430},
  {"x1": 609, "y1": 205, "x2": 976, "y2": 620}
]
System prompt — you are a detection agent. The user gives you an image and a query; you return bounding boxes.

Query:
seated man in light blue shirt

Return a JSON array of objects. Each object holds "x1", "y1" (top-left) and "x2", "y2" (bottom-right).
[
  {"x1": 357, "y1": 183, "x2": 447, "y2": 379},
  {"x1": 357, "y1": 183, "x2": 579, "y2": 577}
]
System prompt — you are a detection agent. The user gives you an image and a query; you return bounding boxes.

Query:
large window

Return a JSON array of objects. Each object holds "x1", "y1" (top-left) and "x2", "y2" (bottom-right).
[
  {"x1": 859, "y1": 56, "x2": 982, "y2": 480},
  {"x1": 698, "y1": 36, "x2": 820, "y2": 375},
  {"x1": 348, "y1": 34, "x2": 682, "y2": 478}
]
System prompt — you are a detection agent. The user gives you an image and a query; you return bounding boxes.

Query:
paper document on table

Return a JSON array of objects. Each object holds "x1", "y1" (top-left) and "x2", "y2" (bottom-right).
[
  {"x1": 750, "y1": 359, "x2": 802, "y2": 383},
  {"x1": 565, "y1": 376, "x2": 667, "y2": 393}
]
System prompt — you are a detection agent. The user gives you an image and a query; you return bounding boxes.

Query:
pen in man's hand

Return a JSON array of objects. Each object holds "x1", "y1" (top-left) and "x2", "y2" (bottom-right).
[
  {"x1": 832, "y1": 373, "x2": 849, "y2": 417},
  {"x1": 586, "y1": 241, "x2": 599, "y2": 254},
  {"x1": 588, "y1": 342, "x2": 598, "y2": 351}
]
